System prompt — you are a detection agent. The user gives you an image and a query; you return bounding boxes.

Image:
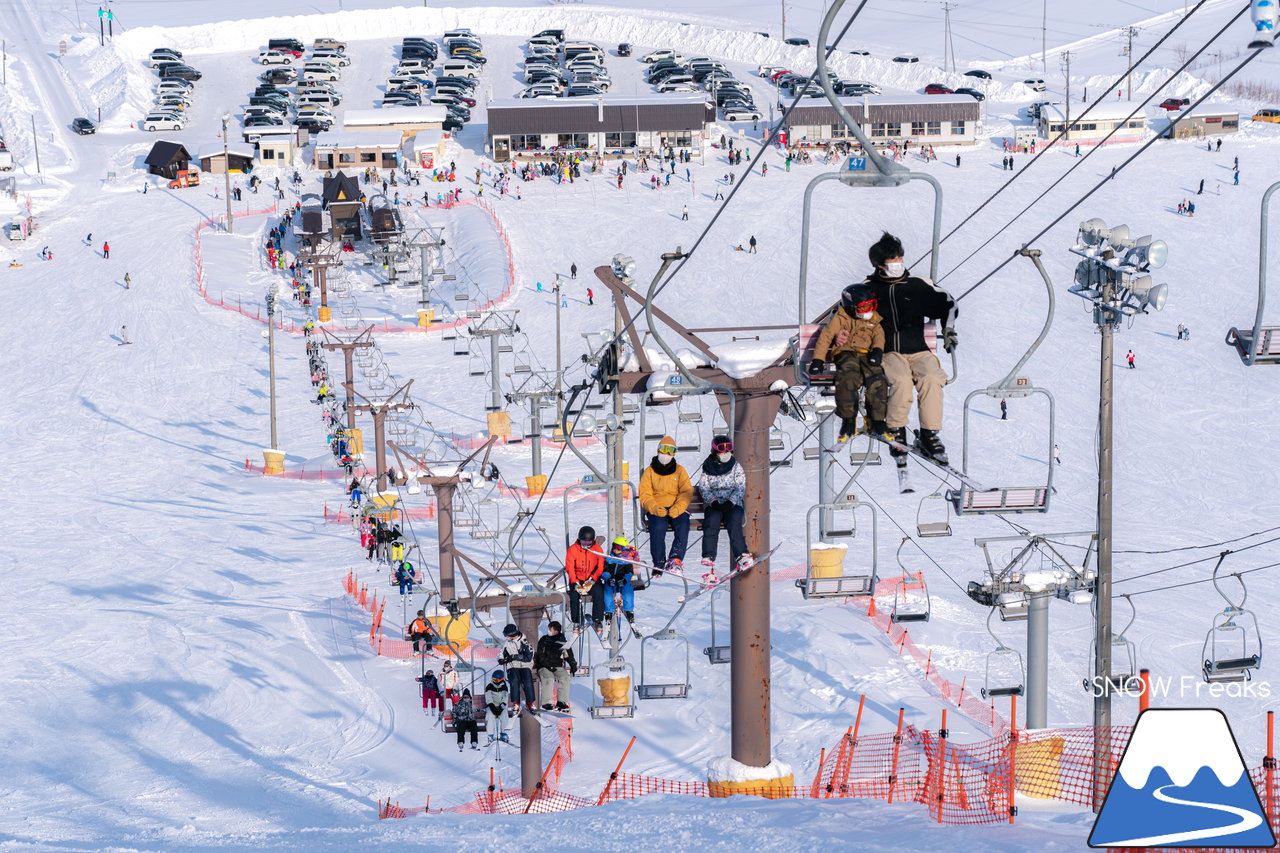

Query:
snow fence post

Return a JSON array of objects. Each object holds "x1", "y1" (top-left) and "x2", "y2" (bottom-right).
[
  {"x1": 932, "y1": 709, "x2": 948, "y2": 822},
  {"x1": 811, "y1": 748, "x2": 826, "y2": 798},
  {"x1": 1267, "y1": 711, "x2": 1276, "y2": 826},
  {"x1": 1008, "y1": 693, "x2": 1018, "y2": 823},
  {"x1": 887, "y1": 707, "x2": 905, "y2": 803},
  {"x1": 1138, "y1": 668, "x2": 1151, "y2": 713},
  {"x1": 596, "y1": 736, "x2": 637, "y2": 806}
]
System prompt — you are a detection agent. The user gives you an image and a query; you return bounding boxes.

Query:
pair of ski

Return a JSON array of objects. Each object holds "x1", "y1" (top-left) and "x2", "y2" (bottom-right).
[{"x1": 857, "y1": 429, "x2": 984, "y2": 495}]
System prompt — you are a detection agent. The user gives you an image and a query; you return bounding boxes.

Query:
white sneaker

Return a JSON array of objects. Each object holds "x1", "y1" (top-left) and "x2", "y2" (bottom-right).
[{"x1": 735, "y1": 554, "x2": 755, "y2": 570}]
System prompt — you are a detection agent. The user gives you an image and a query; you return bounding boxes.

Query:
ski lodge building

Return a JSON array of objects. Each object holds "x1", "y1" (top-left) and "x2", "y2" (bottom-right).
[
  {"x1": 1037, "y1": 103, "x2": 1147, "y2": 145},
  {"x1": 486, "y1": 94, "x2": 715, "y2": 161},
  {"x1": 782, "y1": 95, "x2": 980, "y2": 148},
  {"x1": 1157, "y1": 106, "x2": 1240, "y2": 140}
]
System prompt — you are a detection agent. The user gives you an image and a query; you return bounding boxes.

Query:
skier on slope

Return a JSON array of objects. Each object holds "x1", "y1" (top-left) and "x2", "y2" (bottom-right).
[
  {"x1": 862, "y1": 232, "x2": 957, "y2": 465},
  {"x1": 565, "y1": 525, "x2": 605, "y2": 635},
  {"x1": 602, "y1": 537, "x2": 641, "y2": 637},
  {"x1": 498, "y1": 624, "x2": 537, "y2": 716},
  {"x1": 534, "y1": 620, "x2": 577, "y2": 711},
  {"x1": 453, "y1": 688, "x2": 480, "y2": 751},
  {"x1": 639, "y1": 436, "x2": 693, "y2": 575},
  {"x1": 809, "y1": 282, "x2": 888, "y2": 441},
  {"x1": 695, "y1": 435, "x2": 752, "y2": 584}
]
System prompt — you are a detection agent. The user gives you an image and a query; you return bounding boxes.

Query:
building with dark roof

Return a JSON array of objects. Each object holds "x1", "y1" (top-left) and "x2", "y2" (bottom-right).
[
  {"x1": 783, "y1": 95, "x2": 981, "y2": 147},
  {"x1": 143, "y1": 141, "x2": 192, "y2": 179},
  {"x1": 321, "y1": 171, "x2": 363, "y2": 239},
  {"x1": 487, "y1": 94, "x2": 715, "y2": 161}
]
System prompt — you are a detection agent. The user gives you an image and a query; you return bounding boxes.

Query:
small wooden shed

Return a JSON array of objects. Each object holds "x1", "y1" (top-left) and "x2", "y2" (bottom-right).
[{"x1": 144, "y1": 141, "x2": 192, "y2": 179}]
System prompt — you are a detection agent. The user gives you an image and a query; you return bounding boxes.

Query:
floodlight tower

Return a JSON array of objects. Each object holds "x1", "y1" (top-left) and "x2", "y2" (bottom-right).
[{"x1": 1069, "y1": 218, "x2": 1168, "y2": 810}]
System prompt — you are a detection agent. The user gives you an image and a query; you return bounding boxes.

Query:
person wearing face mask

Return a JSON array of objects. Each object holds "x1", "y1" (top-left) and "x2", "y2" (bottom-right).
[
  {"x1": 862, "y1": 232, "x2": 958, "y2": 465},
  {"x1": 638, "y1": 436, "x2": 693, "y2": 575},
  {"x1": 564, "y1": 525, "x2": 605, "y2": 635},
  {"x1": 695, "y1": 435, "x2": 751, "y2": 584},
  {"x1": 808, "y1": 282, "x2": 888, "y2": 440}
]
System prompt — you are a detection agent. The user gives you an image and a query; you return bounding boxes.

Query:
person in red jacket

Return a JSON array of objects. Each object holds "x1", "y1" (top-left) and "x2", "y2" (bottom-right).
[
  {"x1": 565, "y1": 525, "x2": 605, "y2": 634},
  {"x1": 102, "y1": 241, "x2": 110, "y2": 259}
]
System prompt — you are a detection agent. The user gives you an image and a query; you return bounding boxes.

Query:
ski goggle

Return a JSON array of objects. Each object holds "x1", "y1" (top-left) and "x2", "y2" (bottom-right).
[
  {"x1": 578, "y1": 538, "x2": 595, "y2": 548},
  {"x1": 657, "y1": 443, "x2": 677, "y2": 455},
  {"x1": 856, "y1": 297, "x2": 878, "y2": 313},
  {"x1": 712, "y1": 439, "x2": 734, "y2": 453}
]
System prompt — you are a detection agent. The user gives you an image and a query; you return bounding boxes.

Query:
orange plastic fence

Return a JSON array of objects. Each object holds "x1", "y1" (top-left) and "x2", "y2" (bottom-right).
[{"x1": 343, "y1": 570, "x2": 499, "y2": 661}]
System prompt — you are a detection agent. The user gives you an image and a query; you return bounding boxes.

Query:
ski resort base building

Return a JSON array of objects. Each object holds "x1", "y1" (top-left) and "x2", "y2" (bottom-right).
[
  {"x1": 1037, "y1": 103, "x2": 1147, "y2": 145},
  {"x1": 486, "y1": 94, "x2": 714, "y2": 162},
  {"x1": 782, "y1": 95, "x2": 980, "y2": 148}
]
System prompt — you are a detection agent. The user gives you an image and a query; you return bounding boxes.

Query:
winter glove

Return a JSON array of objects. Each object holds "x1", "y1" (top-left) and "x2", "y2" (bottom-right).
[
  {"x1": 942, "y1": 327, "x2": 958, "y2": 354},
  {"x1": 576, "y1": 580, "x2": 594, "y2": 595},
  {"x1": 807, "y1": 359, "x2": 826, "y2": 376},
  {"x1": 867, "y1": 348, "x2": 883, "y2": 367}
]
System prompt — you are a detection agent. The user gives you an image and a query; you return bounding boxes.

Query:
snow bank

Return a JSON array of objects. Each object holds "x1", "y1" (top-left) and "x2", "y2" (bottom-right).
[
  {"x1": 713, "y1": 337, "x2": 790, "y2": 379},
  {"x1": 707, "y1": 755, "x2": 794, "y2": 782}
]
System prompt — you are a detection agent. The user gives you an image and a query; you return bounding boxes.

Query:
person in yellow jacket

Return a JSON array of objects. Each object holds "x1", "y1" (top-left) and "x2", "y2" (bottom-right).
[{"x1": 639, "y1": 436, "x2": 693, "y2": 575}]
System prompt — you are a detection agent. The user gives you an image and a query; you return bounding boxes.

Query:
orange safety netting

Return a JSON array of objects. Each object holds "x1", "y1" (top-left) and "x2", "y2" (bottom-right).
[{"x1": 343, "y1": 570, "x2": 499, "y2": 661}]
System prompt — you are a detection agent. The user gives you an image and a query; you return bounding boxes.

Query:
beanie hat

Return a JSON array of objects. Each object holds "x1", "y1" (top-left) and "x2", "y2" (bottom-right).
[
  {"x1": 502, "y1": 623, "x2": 519, "y2": 637},
  {"x1": 658, "y1": 435, "x2": 676, "y2": 450}
]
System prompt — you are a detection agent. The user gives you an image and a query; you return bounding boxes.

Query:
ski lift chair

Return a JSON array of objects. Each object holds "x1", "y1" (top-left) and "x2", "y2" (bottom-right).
[
  {"x1": 441, "y1": 693, "x2": 488, "y2": 734},
  {"x1": 981, "y1": 610, "x2": 1026, "y2": 699},
  {"x1": 513, "y1": 352, "x2": 531, "y2": 373},
  {"x1": 467, "y1": 354, "x2": 486, "y2": 377},
  {"x1": 769, "y1": 427, "x2": 792, "y2": 469},
  {"x1": 1226, "y1": 180, "x2": 1280, "y2": 365},
  {"x1": 589, "y1": 656, "x2": 637, "y2": 719},
  {"x1": 452, "y1": 336, "x2": 469, "y2": 356},
  {"x1": 889, "y1": 540, "x2": 930, "y2": 623},
  {"x1": 915, "y1": 490, "x2": 952, "y2": 538},
  {"x1": 996, "y1": 588, "x2": 1030, "y2": 622},
  {"x1": 798, "y1": 501, "x2": 876, "y2": 599},
  {"x1": 636, "y1": 628, "x2": 691, "y2": 699},
  {"x1": 1082, "y1": 594, "x2": 1138, "y2": 691},
  {"x1": 702, "y1": 584, "x2": 731, "y2": 665},
  {"x1": 1203, "y1": 607, "x2": 1263, "y2": 683}
]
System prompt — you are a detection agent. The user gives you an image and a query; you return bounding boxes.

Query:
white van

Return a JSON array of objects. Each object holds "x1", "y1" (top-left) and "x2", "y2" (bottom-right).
[
  {"x1": 302, "y1": 67, "x2": 341, "y2": 82},
  {"x1": 440, "y1": 60, "x2": 481, "y2": 78},
  {"x1": 396, "y1": 59, "x2": 433, "y2": 74},
  {"x1": 297, "y1": 92, "x2": 340, "y2": 107}
]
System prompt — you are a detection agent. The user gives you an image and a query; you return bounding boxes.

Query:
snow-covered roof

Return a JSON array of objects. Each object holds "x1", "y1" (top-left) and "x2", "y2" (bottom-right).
[
  {"x1": 488, "y1": 93, "x2": 708, "y2": 111},
  {"x1": 410, "y1": 129, "x2": 445, "y2": 153},
  {"x1": 1040, "y1": 102, "x2": 1146, "y2": 123},
  {"x1": 312, "y1": 131, "x2": 404, "y2": 151},
  {"x1": 832, "y1": 93, "x2": 980, "y2": 107},
  {"x1": 344, "y1": 106, "x2": 446, "y2": 127},
  {"x1": 197, "y1": 144, "x2": 256, "y2": 160},
  {"x1": 1173, "y1": 104, "x2": 1239, "y2": 118}
]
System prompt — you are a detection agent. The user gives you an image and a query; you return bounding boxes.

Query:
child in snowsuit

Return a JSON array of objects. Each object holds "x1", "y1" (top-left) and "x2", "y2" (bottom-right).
[
  {"x1": 565, "y1": 525, "x2": 606, "y2": 632},
  {"x1": 418, "y1": 669, "x2": 442, "y2": 712},
  {"x1": 498, "y1": 625, "x2": 537, "y2": 715},
  {"x1": 441, "y1": 660, "x2": 458, "y2": 703},
  {"x1": 395, "y1": 561, "x2": 416, "y2": 595},
  {"x1": 696, "y1": 435, "x2": 751, "y2": 583},
  {"x1": 534, "y1": 621, "x2": 577, "y2": 711},
  {"x1": 453, "y1": 688, "x2": 480, "y2": 750},
  {"x1": 602, "y1": 537, "x2": 640, "y2": 631},
  {"x1": 809, "y1": 282, "x2": 888, "y2": 440},
  {"x1": 485, "y1": 670, "x2": 510, "y2": 737},
  {"x1": 408, "y1": 610, "x2": 434, "y2": 654}
]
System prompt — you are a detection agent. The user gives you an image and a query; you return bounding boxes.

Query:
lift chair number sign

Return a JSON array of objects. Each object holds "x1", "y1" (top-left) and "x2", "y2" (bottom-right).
[{"x1": 846, "y1": 156, "x2": 867, "y2": 172}]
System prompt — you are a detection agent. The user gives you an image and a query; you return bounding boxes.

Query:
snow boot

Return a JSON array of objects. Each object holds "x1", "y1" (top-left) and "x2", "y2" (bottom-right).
[
  {"x1": 916, "y1": 429, "x2": 949, "y2": 465},
  {"x1": 886, "y1": 426, "x2": 908, "y2": 458},
  {"x1": 526, "y1": 702, "x2": 539, "y2": 715},
  {"x1": 458, "y1": 742, "x2": 465, "y2": 752},
  {"x1": 471, "y1": 743, "x2": 480, "y2": 750},
  {"x1": 869, "y1": 419, "x2": 887, "y2": 436},
  {"x1": 508, "y1": 703, "x2": 520, "y2": 718},
  {"x1": 837, "y1": 416, "x2": 858, "y2": 441},
  {"x1": 735, "y1": 553, "x2": 755, "y2": 571},
  {"x1": 664, "y1": 557, "x2": 682, "y2": 577},
  {"x1": 542, "y1": 703, "x2": 555, "y2": 711},
  {"x1": 555, "y1": 702, "x2": 571, "y2": 712},
  {"x1": 701, "y1": 561, "x2": 720, "y2": 585}
]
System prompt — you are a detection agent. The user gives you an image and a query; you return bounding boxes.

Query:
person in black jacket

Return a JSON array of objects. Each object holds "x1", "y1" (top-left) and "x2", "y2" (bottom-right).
[
  {"x1": 862, "y1": 232, "x2": 957, "y2": 464},
  {"x1": 534, "y1": 621, "x2": 577, "y2": 711}
]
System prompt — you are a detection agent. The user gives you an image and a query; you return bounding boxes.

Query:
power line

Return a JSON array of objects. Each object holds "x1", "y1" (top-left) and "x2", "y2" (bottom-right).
[
  {"x1": 1124, "y1": 558, "x2": 1280, "y2": 598},
  {"x1": 1047, "y1": 525, "x2": 1280, "y2": 556}
]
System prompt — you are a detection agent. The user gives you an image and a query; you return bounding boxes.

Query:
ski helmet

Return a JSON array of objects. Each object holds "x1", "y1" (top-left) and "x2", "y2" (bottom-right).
[
  {"x1": 491, "y1": 669, "x2": 505, "y2": 681},
  {"x1": 577, "y1": 525, "x2": 596, "y2": 542},
  {"x1": 612, "y1": 536, "x2": 631, "y2": 548},
  {"x1": 841, "y1": 282, "x2": 877, "y2": 314},
  {"x1": 711, "y1": 435, "x2": 733, "y2": 453},
  {"x1": 502, "y1": 623, "x2": 519, "y2": 637}
]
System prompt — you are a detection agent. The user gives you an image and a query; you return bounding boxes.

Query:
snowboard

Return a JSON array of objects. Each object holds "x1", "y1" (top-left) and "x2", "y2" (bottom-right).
[{"x1": 676, "y1": 543, "x2": 786, "y2": 604}]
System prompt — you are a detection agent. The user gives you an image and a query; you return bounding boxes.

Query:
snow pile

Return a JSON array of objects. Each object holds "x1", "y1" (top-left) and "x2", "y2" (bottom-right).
[
  {"x1": 707, "y1": 755, "x2": 794, "y2": 782},
  {"x1": 712, "y1": 337, "x2": 791, "y2": 379}
]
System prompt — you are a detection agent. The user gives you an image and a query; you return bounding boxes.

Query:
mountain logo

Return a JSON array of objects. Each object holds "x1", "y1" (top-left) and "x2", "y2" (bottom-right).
[{"x1": 1089, "y1": 708, "x2": 1276, "y2": 848}]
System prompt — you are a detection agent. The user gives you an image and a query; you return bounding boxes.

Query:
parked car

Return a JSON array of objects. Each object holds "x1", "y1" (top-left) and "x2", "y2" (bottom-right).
[
  {"x1": 784, "y1": 37, "x2": 810, "y2": 46},
  {"x1": 293, "y1": 117, "x2": 331, "y2": 132},
  {"x1": 656, "y1": 80, "x2": 697, "y2": 93},
  {"x1": 848, "y1": 48, "x2": 870, "y2": 56},
  {"x1": 156, "y1": 63, "x2": 202, "y2": 80},
  {"x1": 71, "y1": 117, "x2": 96, "y2": 135},
  {"x1": 244, "y1": 115, "x2": 285, "y2": 127},
  {"x1": 722, "y1": 107, "x2": 761, "y2": 121},
  {"x1": 1027, "y1": 101, "x2": 1051, "y2": 120},
  {"x1": 297, "y1": 92, "x2": 341, "y2": 107},
  {"x1": 954, "y1": 87, "x2": 985, "y2": 101},
  {"x1": 401, "y1": 46, "x2": 436, "y2": 61},
  {"x1": 388, "y1": 76, "x2": 432, "y2": 93},
  {"x1": 617, "y1": 43, "x2": 632, "y2": 57},
  {"x1": 520, "y1": 85, "x2": 561, "y2": 98},
  {"x1": 441, "y1": 117, "x2": 465, "y2": 132},
  {"x1": 313, "y1": 37, "x2": 346, "y2": 51},
  {"x1": 534, "y1": 28, "x2": 566, "y2": 42},
  {"x1": 963, "y1": 69, "x2": 992, "y2": 80},
  {"x1": 268, "y1": 38, "x2": 305, "y2": 53},
  {"x1": 1024, "y1": 78, "x2": 1046, "y2": 91},
  {"x1": 310, "y1": 50, "x2": 350, "y2": 66},
  {"x1": 157, "y1": 79, "x2": 194, "y2": 94},
  {"x1": 302, "y1": 67, "x2": 340, "y2": 82},
  {"x1": 642, "y1": 49, "x2": 681, "y2": 63},
  {"x1": 924, "y1": 83, "x2": 953, "y2": 94},
  {"x1": 245, "y1": 105, "x2": 287, "y2": 120},
  {"x1": 259, "y1": 68, "x2": 296, "y2": 83},
  {"x1": 893, "y1": 55, "x2": 919, "y2": 63},
  {"x1": 258, "y1": 50, "x2": 295, "y2": 65},
  {"x1": 383, "y1": 94, "x2": 421, "y2": 106},
  {"x1": 1159, "y1": 97, "x2": 1191, "y2": 110},
  {"x1": 155, "y1": 97, "x2": 190, "y2": 112},
  {"x1": 142, "y1": 112, "x2": 185, "y2": 131},
  {"x1": 435, "y1": 75, "x2": 478, "y2": 90},
  {"x1": 1253, "y1": 108, "x2": 1280, "y2": 122},
  {"x1": 149, "y1": 49, "x2": 183, "y2": 67}
]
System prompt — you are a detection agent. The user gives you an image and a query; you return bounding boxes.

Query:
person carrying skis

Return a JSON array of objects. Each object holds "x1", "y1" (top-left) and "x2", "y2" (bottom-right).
[
  {"x1": 441, "y1": 660, "x2": 459, "y2": 703},
  {"x1": 862, "y1": 232, "x2": 957, "y2": 465},
  {"x1": 535, "y1": 620, "x2": 577, "y2": 711},
  {"x1": 639, "y1": 437, "x2": 693, "y2": 574},
  {"x1": 498, "y1": 624, "x2": 537, "y2": 715},
  {"x1": 418, "y1": 669, "x2": 442, "y2": 713},
  {"x1": 602, "y1": 537, "x2": 641, "y2": 636},
  {"x1": 808, "y1": 282, "x2": 888, "y2": 440},
  {"x1": 485, "y1": 670, "x2": 510, "y2": 732},
  {"x1": 696, "y1": 435, "x2": 752, "y2": 584},
  {"x1": 565, "y1": 525, "x2": 605, "y2": 634},
  {"x1": 453, "y1": 688, "x2": 480, "y2": 751}
]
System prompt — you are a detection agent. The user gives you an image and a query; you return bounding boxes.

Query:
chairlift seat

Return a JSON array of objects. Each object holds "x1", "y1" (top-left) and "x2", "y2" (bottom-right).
[
  {"x1": 703, "y1": 645, "x2": 731, "y2": 665},
  {"x1": 917, "y1": 521, "x2": 952, "y2": 537},
  {"x1": 794, "y1": 324, "x2": 836, "y2": 386},
  {"x1": 677, "y1": 412, "x2": 702, "y2": 423},
  {"x1": 1226, "y1": 326, "x2": 1280, "y2": 364},
  {"x1": 453, "y1": 517, "x2": 479, "y2": 528},
  {"x1": 589, "y1": 703, "x2": 636, "y2": 719},
  {"x1": 950, "y1": 487, "x2": 1049, "y2": 515},
  {"x1": 849, "y1": 450, "x2": 882, "y2": 466},
  {"x1": 470, "y1": 528, "x2": 498, "y2": 540},
  {"x1": 796, "y1": 574, "x2": 874, "y2": 599},
  {"x1": 1204, "y1": 656, "x2": 1261, "y2": 682},
  {"x1": 498, "y1": 344, "x2": 513, "y2": 353},
  {"x1": 982, "y1": 685, "x2": 1024, "y2": 698},
  {"x1": 802, "y1": 446, "x2": 820, "y2": 461}
]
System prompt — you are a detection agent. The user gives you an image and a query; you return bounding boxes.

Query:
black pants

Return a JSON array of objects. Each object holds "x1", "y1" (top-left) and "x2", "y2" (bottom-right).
[
  {"x1": 455, "y1": 719, "x2": 478, "y2": 745},
  {"x1": 508, "y1": 668, "x2": 535, "y2": 706},
  {"x1": 834, "y1": 353, "x2": 887, "y2": 421},
  {"x1": 702, "y1": 501, "x2": 748, "y2": 565},
  {"x1": 569, "y1": 582, "x2": 604, "y2": 627}
]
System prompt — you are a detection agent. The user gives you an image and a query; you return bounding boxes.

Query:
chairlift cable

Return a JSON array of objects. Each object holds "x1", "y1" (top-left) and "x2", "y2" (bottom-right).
[
  {"x1": 954, "y1": 23, "x2": 1264, "y2": 302},
  {"x1": 906, "y1": 0, "x2": 1215, "y2": 276},
  {"x1": 1114, "y1": 535, "x2": 1280, "y2": 584},
  {"x1": 1045, "y1": 525, "x2": 1280, "y2": 556}
]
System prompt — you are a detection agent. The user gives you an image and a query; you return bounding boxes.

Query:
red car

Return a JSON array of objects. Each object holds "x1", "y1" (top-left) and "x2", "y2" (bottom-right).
[
  {"x1": 1159, "y1": 97, "x2": 1190, "y2": 110},
  {"x1": 770, "y1": 69, "x2": 793, "y2": 82},
  {"x1": 924, "y1": 83, "x2": 953, "y2": 95}
]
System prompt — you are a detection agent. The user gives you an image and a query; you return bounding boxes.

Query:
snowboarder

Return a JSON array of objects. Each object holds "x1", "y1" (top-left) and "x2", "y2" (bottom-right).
[
  {"x1": 1126, "y1": 349, "x2": 1136, "y2": 369},
  {"x1": 85, "y1": 233, "x2": 92, "y2": 245},
  {"x1": 808, "y1": 282, "x2": 888, "y2": 440},
  {"x1": 535, "y1": 621, "x2": 576, "y2": 711},
  {"x1": 955, "y1": 154, "x2": 961, "y2": 167},
  {"x1": 498, "y1": 624, "x2": 537, "y2": 715},
  {"x1": 1234, "y1": 170, "x2": 1240, "y2": 185},
  {"x1": 639, "y1": 436, "x2": 693, "y2": 574},
  {"x1": 119, "y1": 325, "x2": 130, "y2": 345},
  {"x1": 565, "y1": 525, "x2": 605, "y2": 633},
  {"x1": 748, "y1": 235, "x2": 757, "y2": 254},
  {"x1": 586, "y1": 288, "x2": 594, "y2": 306},
  {"x1": 1000, "y1": 398, "x2": 1008, "y2": 420},
  {"x1": 418, "y1": 669, "x2": 441, "y2": 712},
  {"x1": 1054, "y1": 444, "x2": 1062, "y2": 465},
  {"x1": 453, "y1": 689, "x2": 480, "y2": 751},
  {"x1": 102, "y1": 241, "x2": 110, "y2": 259},
  {"x1": 1177, "y1": 322, "x2": 1186, "y2": 340},
  {"x1": 681, "y1": 204, "x2": 689, "y2": 221},
  {"x1": 696, "y1": 435, "x2": 752, "y2": 583},
  {"x1": 863, "y1": 232, "x2": 958, "y2": 465},
  {"x1": 602, "y1": 537, "x2": 641, "y2": 636},
  {"x1": 1197, "y1": 179, "x2": 1204, "y2": 195}
]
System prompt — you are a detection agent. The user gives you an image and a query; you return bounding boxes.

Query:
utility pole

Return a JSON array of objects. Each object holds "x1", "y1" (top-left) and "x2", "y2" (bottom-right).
[
  {"x1": 941, "y1": 2, "x2": 957, "y2": 73},
  {"x1": 470, "y1": 309, "x2": 520, "y2": 414},
  {"x1": 1041, "y1": 0, "x2": 1047, "y2": 73},
  {"x1": 554, "y1": 279, "x2": 564, "y2": 423},
  {"x1": 266, "y1": 291, "x2": 279, "y2": 450},
  {"x1": 1120, "y1": 27, "x2": 1139, "y2": 101},
  {"x1": 221, "y1": 114, "x2": 233, "y2": 234},
  {"x1": 1061, "y1": 51, "x2": 1073, "y2": 141},
  {"x1": 816, "y1": 399, "x2": 836, "y2": 539},
  {"x1": 349, "y1": 381, "x2": 415, "y2": 493},
  {"x1": 30, "y1": 115, "x2": 40, "y2": 176},
  {"x1": 320, "y1": 327, "x2": 375, "y2": 433},
  {"x1": 607, "y1": 296, "x2": 625, "y2": 537},
  {"x1": 781, "y1": 0, "x2": 787, "y2": 41}
]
